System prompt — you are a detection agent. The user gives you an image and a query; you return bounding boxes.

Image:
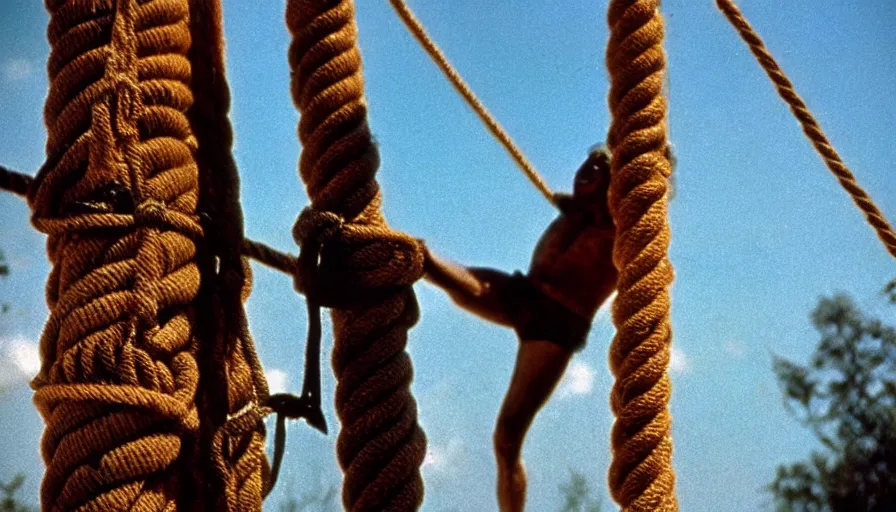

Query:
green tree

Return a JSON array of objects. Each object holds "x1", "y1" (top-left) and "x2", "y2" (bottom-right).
[
  {"x1": 279, "y1": 483, "x2": 338, "y2": 512},
  {"x1": 1, "y1": 474, "x2": 35, "y2": 512},
  {"x1": 559, "y1": 470, "x2": 603, "y2": 512},
  {"x1": 768, "y1": 279, "x2": 896, "y2": 511}
]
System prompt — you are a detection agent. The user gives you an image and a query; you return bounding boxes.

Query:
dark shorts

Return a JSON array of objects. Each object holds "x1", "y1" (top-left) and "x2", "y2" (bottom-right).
[{"x1": 507, "y1": 272, "x2": 590, "y2": 353}]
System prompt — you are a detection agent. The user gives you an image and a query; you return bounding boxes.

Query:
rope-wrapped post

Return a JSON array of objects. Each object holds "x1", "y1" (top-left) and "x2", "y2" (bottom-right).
[
  {"x1": 286, "y1": 0, "x2": 427, "y2": 511},
  {"x1": 30, "y1": 0, "x2": 204, "y2": 509},
  {"x1": 605, "y1": 1, "x2": 677, "y2": 510}
]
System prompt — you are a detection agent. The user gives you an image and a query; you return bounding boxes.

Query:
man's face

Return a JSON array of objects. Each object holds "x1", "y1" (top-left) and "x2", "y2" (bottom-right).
[{"x1": 573, "y1": 148, "x2": 611, "y2": 201}]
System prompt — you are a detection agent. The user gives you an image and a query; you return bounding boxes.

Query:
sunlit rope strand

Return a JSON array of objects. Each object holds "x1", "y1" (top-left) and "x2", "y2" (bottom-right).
[
  {"x1": 605, "y1": 0, "x2": 677, "y2": 510},
  {"x1": 717, "y1": 0, "x2": 896, "y2": 260},
  {"x1": 387, "y1": 0, "x2": 557, "y2": 207}
]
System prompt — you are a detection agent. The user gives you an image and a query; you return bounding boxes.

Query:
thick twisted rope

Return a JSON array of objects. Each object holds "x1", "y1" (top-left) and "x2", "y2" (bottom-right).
[
  {"x1": 286, "y1": 0, "x2": 427, "y2": 510},
  {"x1": 242, "y1": 239, "x2": 298, "y2": 275},
  {"x1": 0, "y1": 164, "x2": 300, "y2": 280},
  {"x1": 716, "y1": 0, "x2": 896, "y2": 260},
  {"x1": 31, "y1": 0, "x2": 204, "y2": 509},
  {"x1": 387, "y1": 0, "x2": 556, "y2": 207},
  {"x1": 605, "y1": 1, "x2": 677, "y2": 510},
  {"x1": 186, "y1": 0, "x2": 270, "y2": 509},
  {"x1": 0, "y1": 165, "x2": 30, "y2": 196}
]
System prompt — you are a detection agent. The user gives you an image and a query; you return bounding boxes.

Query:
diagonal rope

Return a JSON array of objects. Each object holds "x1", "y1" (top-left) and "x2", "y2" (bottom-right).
[
  {"x1": 0, "y1": 165, "x2": 30, "y2": 196},
  {"x1": 717, "y1": 0, "x2": 896, "y2": 260},
  {"x1": 387, "y1": 0, "x2": 557, "y2": 207},
  {"x1": 605, "y1": 1, "x2": 677, "y2": 510}
]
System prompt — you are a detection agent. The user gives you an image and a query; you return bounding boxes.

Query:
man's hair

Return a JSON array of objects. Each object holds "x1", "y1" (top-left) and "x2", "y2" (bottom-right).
[{"x1": 587, "y1": 143, "x2": 609, "y2": 157}]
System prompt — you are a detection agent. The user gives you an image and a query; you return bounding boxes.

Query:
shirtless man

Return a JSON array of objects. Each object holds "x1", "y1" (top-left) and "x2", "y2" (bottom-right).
[{"x1": 422, "y1": 144, "x2": 619, "y2": 511}]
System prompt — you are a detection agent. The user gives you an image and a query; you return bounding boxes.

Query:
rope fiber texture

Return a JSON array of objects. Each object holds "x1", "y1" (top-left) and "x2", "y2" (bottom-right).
[
  {"x1": 286, "y1": 0, "x2": 427, "y2": 510},
  {"x1": 387, "y1": 0, "x2": 557, "y2": 208},
  {"x1": 717, "y1": 0, "x2": 896, "y2": 260},
  {"x1": 0, "y1": 164, "x2": 300, "y2": 282},
  {"x1": 30, "y1": 0, "x2": 204, "y2": 509},
  {"x1": 22, "y1": 0, "x2": 271, "y2": 509},
  {"x1": 605, "y1": 1, "x2": 678, "y2": 510}
]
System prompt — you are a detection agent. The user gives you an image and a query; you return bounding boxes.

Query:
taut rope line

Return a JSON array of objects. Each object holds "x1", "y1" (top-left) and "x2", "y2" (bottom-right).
[
  {"x1": 387, "y1": 0, "x2": 558, "y2": 208},
  {"x1": 717, "y1": 0, "x2": 896, "y2": 260}
]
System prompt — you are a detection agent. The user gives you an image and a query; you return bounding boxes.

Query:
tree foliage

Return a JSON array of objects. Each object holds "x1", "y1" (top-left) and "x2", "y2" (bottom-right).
[
  {"x1": 768, "y1": 279, "x2": 896, "y2": 511},
  {"x1": 279, "y1": 483, "x2": 338, "y2": 512},
  {"x1": 1, "y1": 475, "x2": 35, "y2": 512},
  {"x1": 559, "y1": 470, "x2": 603, "y2": 512}
]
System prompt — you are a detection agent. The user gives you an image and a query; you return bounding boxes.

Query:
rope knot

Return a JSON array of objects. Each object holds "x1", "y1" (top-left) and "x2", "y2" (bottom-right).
[
  {"x1": 292, "y1": 206, "x2": 344, "y2": 249},
  {"x1": 134, "y1": 199, "x2": 166, "y2": 227},
  {"x1": 291, "y1": 207, "x2": 345, "y2": 299},
  {"x1": 292, "y1": 207, "x2": 425, "y2": 308}
]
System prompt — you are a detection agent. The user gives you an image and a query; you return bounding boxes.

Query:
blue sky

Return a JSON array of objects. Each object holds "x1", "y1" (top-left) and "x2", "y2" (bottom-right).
[{"x1": 1, "y1": 1, "x2": 894, "y2": 510}]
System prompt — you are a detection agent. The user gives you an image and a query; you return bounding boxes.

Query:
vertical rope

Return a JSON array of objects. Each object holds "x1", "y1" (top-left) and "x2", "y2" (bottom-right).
[
  {"x1": 285, "y1": 0, "x2": 427, "y2": 510},
  {"x1": 30, "y1": 0, "x2": 204, "y2": 509},
  {"x1": 186, "y1": 0, "x2": 270, "y2": 510},
  {"x1": 716, "y1": 0, "x2": 896, "y2": 260},
  {"x1": 605, "y1": 1, "x2": 677, "y2": 511}
]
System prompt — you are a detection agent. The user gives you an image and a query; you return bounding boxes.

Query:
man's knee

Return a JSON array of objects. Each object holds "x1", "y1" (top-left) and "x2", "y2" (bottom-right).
[{"x1": 493, "y1": 419, "x2": 523, "y2": 463}]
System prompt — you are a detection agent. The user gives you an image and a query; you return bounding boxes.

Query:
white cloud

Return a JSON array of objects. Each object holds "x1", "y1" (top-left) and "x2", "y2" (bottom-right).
[
  {"x1": 10, "y1": 339, "x2": 40, "y2": 376},
  {"x1": 668, "y1": 345, "x2": 690, "y2": 376},
  {"x1": 594, "y1": 291, "x2": 616, "y2": 322},
  {"x1": 4, "y1": 58, "x2": 33, "y2": 82},
  {"x1": 0, "y1": 336, "x2": 40, "y2": 394},
  {"x1": 422, "y1": 437, "x2": 466, "y2": 484},
  {"x1": 557, "y1": 360, "x2": 596, "y2": 399},
  {"x1": 724, "y1": 340, "x2": 747, "y2": 359},
  {"x1": 265, "y1": 368, "x2": 288, "y2": 394}
]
